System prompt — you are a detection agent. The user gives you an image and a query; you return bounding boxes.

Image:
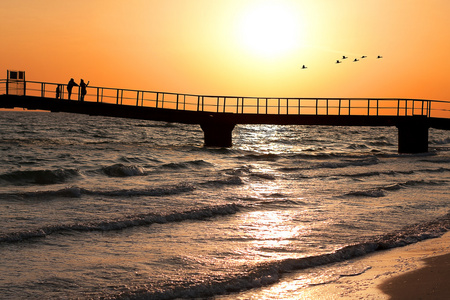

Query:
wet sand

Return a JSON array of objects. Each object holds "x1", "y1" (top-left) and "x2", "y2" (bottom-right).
[
  {"x1": 379, "y1": 252, "x2": 450, "y2": 299},
  {"x1": 300, "y1": 232, "x2": 450, "y2": 299}
]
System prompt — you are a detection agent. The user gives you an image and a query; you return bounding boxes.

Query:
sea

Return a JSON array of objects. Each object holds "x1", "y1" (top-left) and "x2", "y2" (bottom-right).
[{"x1": 0, "y1": 110, "x2": 449, "y2": 299}]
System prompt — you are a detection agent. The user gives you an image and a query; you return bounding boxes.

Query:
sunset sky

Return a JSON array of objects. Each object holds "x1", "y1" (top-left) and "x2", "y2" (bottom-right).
[{"x1": 1, "y1": 0, "x2": 450, "y2": 100}]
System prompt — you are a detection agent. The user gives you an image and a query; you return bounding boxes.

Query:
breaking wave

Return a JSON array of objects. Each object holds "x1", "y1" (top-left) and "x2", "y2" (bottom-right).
[
  {"x1": 3, "y1": 184, "x2": 195, "y2": 199},
  {"x1": 343, "y1": 180, "x2": 445, "y2": 198},
  {"x1": 0, "y1": 203, "x2": 242, "y2": 243},
  {"x1": 0, "y1": 168, "x2": 81, "y2": 185},
  {"x1": 102, "y1": 163, "x2": 146, "y2": 177},
  {"x1": 115, "y1": 212, "x2": 450, "y2": 300}
]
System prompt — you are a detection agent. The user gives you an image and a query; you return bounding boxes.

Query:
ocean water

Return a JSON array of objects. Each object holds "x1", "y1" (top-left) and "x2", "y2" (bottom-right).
[{"x1": 0, "y1": 111, "x2": 449, "y2": 299}]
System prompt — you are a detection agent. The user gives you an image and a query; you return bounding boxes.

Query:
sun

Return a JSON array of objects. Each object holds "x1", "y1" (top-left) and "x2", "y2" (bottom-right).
[{"x1": 238, "y1": 2, "x2": 303, "y2": 58}]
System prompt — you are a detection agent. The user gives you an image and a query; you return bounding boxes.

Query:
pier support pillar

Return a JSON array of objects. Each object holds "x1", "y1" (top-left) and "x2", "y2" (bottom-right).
[
  {"x1": 200, "y1": 122, "x2": 235, "y2": 147},
  {"x1": 397, "y1": 122, "x2": 429, "y2": 153}
]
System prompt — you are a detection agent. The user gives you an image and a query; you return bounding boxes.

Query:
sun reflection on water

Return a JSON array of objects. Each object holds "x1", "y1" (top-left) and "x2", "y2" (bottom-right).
[{"x1": 240, "y1": 210, "x2": 308, "y2": 261}]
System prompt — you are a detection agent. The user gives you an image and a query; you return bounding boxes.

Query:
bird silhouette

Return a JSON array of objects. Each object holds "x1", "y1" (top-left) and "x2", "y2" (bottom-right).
[
  {"x1": 353, "y1": 58, "x2": 359, "y2": 62},
  {"x1": 361, "y1": 55, "x2": 367, "y2": 58},
  {"x1": 302, "y1": 65, "x2": 307, "y2": 69},
  {"x1": 336, "y1": 60, "x2": 342, "y2": 64},
  {"x1": 342, "y1": 56, "x2": 348, "y2": 59},
  {"x1": 377, "y1": 55, "x2": 383, "y2": 59}
]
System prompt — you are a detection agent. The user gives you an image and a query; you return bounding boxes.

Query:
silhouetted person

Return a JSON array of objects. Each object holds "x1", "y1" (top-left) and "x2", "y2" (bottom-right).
[
  {"x1": 67, "y1": 78, "x2": 78, "y2": 100},
  {"x1": 56, "y1": 84, "x2": 61, "y2": 99},
  {"x1": 79, "y1": 79, "x2": 89, "y2": 101}
]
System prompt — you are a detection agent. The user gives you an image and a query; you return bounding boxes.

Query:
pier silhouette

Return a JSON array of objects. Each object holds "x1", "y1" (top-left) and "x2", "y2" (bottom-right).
[{"x1": 1, "y1": 79, "x2": 449, "y2": 153}]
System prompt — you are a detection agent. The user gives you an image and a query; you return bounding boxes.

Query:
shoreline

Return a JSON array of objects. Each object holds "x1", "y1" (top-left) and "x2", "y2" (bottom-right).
[{"x1": 300, "y1": 231, "x2": 450, "y2": 299}]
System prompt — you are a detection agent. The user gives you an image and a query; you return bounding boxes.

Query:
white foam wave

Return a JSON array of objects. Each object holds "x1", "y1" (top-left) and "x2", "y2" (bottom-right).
[
  {"x1": 115, "y1": 213, "x2": 450, "y2": 300},
  {"x1": 102, "y1": 163, "x2": 146, "y2": 177},
  {"x1": 0, "y1": 203, "x2": 242, "y2": 243}
]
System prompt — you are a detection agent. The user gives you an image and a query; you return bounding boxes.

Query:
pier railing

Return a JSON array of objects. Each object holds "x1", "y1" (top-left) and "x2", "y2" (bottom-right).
[{"x1": 1, "y1": 79, "x2": 449, "y2": 118}]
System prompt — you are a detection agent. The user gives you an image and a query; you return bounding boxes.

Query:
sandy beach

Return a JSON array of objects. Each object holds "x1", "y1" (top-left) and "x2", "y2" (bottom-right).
[{"x1": 299, "y1": 231, "x2": 450, "y2": 299}]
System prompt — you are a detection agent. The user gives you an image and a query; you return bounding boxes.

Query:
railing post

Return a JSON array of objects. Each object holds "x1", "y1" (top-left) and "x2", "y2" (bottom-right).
[
  {"x1": 265, "y1": 98, "x2": 268, "y2": 114},
  {"x1": 349, "y1": 99, "x2": 351, "y2": 115},
  {"x1": 162, "y1": 93, "x2": 165, "y2": 108},
  {"x1": 338, "y1": 99, "x2": 341, "y2": 115},
  {"x1": 367, "y1": 99, "x2": 370, "y2": 116},
  {"x1": 97, "y1": 88, "x2": 100, "y2": 102},
  {"x1": 216, "y1": 97, "x2": 219, "y2": 113},
  {"x1": 257, "y1": 98, "x2": 260, "y2": 114},
  {"x1": 236, "y1": 98, "x2": 239, "y2": 114},
  {"x1": 156, "y1": 92, "x2": 159, "y2": 108},
  {"x1": 326, "y1": 99, "x2": 329, "y2": 115},
  {"x1": 177, "y1": 94, "x2": 180, "y2": 110},
  {"x1": 5, "y1": 78, "x2": 8, "y2": 95},
  {"x1": 241, "y1": 97, "x2": 244, "y2": 114},
  {"x1": 287, "y1": 99, "x2": 289, "y2": 114},
  {"x1": 315, "y1": 99, "x2": 318, "y2": 115},
  {"x1": 41, "y1": 83, "x2": 45, "y2": 98},
  {"x1": 23, "y1": 80, "x2": 26, "y2": 96},
  {"x1": 136, "y1": 91, "x2": 140, "y2": 106},
  {"x1": 376, "y1": 99, "x2": 379, "y2": 116},
  {"x1": 116, "y1": 89, "x2": 119, "y2": 104},
  {"x1": 278, "y1": 98, "x2": 281, "y2": 114},
  {"x1": 298, "y1": 99, "x2": 301, "y2": 115}
]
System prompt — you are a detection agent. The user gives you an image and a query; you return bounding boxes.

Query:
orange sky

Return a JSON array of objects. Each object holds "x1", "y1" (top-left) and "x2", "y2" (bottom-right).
[{"x1": 1, "y1": 0, "x2": 450, "y2": 100}]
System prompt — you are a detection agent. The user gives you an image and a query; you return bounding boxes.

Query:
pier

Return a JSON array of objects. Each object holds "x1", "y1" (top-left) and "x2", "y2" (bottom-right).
[{"x1": 1, "y1": 79, "x2": 449, "y2": 153}]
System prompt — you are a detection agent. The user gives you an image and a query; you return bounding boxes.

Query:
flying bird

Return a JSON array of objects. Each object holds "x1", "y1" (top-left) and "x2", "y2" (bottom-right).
[
  {"x1": 342, "y1": 56, "x2": 348, "y2": 59},
  {"x1": 336, "y1": 60, "x2": 342, "y2": 64},
  {"x1": 302, "y1": 65, "x2": 307, "y2": 69},
  {"x1": 377, "y1": 55, "x2": 383, "y2": 59},
  {"x1": 361, "y1": 55, "x2": 367, "y2": 58},
  {"x1": 353, "y1": 58, "x2": 359, "y2": 62}
]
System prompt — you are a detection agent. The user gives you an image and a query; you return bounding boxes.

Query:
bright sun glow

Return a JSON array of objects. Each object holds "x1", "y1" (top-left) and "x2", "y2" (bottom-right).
[{"x1": 239, "y1": 3, "x2": 302, "y2": 58}]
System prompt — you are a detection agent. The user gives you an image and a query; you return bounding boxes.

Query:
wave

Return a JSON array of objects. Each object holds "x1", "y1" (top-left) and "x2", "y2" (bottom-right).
[
  {"x1": 343, "y1": 180, "x2": 445, "y2": 198},
  {"x1": 0, "y1": 168, "x2": 81, "y2": 185},
  {"x1": 4, "y1": 183, "x2": 195, "y2": 200},
  {"x1": 237, "y1": 153, "x2": 281, "y2": 162},
  {"x1": 430, "y1": 137, "x2": 450, "y2": 145},
  {"x1": 278, "y1": 157, "x2": 380, "y2": 173},
  {"x1": 102, "y1": 164, "x2": 146, "y2": 177},
  {"x1": 115, "y1": 213, "x2": 450, "y2": 300},
  {"x1": 315, "y1": 157, "x2": 379, "y2": 169},
  {"x1": 342, "y1": 169, "x2": 414, "y2": 179},
  {"x1": 159, "y1": 160, "x2": 213, "y2": 170},
  {"x1": 0, "y1": 203, "x2": 242, "y2": 243},
  {"x1": 202, "y1": 176, "x2": 245, "y2": 187}
]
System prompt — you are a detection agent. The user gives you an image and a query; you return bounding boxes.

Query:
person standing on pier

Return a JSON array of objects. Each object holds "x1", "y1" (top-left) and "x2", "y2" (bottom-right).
[
  {"x1": 79, "y1": 79, "x2": 89, "y2": 101},
  {"x1": 56, "y1": 84, "x2": 61, "y2": 99},
  {"x1": 67, "y1": 78, "x2": 78, "y2": 100}
]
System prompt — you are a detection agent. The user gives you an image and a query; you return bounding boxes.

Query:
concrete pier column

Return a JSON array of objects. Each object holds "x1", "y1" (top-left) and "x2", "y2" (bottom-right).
[
  {"x1": 200, "y1": 122, "x2": 235, "y2": 147},
  {"x1": 397, "y1": 121, "x2": 429, "y2": 153}
]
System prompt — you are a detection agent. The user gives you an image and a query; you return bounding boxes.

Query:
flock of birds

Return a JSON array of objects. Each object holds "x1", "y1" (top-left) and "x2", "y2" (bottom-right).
[{"x1": 301, "y1": 55, "x2": 383, "y2": 69}]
